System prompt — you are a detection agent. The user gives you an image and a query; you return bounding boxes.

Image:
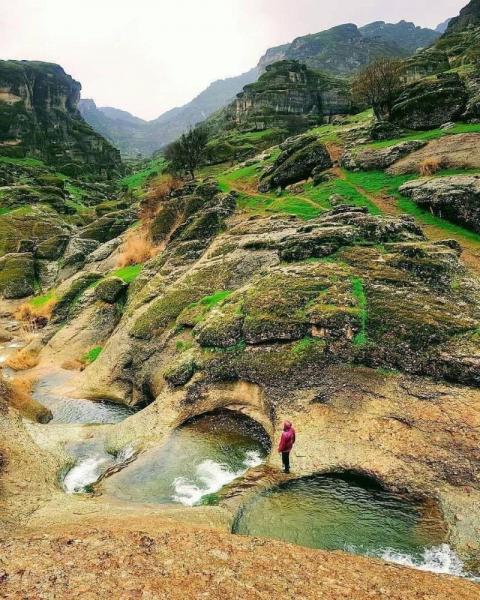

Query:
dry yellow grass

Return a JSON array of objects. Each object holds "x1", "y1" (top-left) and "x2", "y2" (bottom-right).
[
  {"x1": 419, "y1": 157, "x2": 444, "y2": 176},
  {"x1": 15, "y1": 298, "x2": 57, "y2": 324},
  {"x1": 0, "y1": 374, "x2": 51, "y2": 422},
  {"x1": 139, "y1": 175, "x2": 181, "y2": 222},
  {"x1": 116, "y1": 228, "x2": 158, "y2": 267},
  {"x1": 5, "y1": 347, "x2": 40, "y2": 371}
]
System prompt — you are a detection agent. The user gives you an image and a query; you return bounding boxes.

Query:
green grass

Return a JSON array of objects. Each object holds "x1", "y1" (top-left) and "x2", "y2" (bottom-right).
[
  {"x1": 305, "y1": 178, "x2": 382, "y2": 216},
  {"x1": 121, "y1": 157, "x2": 167, "y2": 191},
  {"x1": 363, "y1": 123, "x2": 480, "y2": 151},
  {"x1": 0, "y1": 155, "x2": 47, "y2": 167},
  {"x1": 110, "y1": 264, "x2": 143, "y2": 284},
  {"x1": 237, "y1": 192, "x2": 324, "y2": 220},
  {"x1": 29, "y1": 291, "x2": 56, "y2": 308},
  {"x1": 198, "y1": 290, "x2": 232, "y2": 308},
  {"x1": 345, "y1": 169, "x2": 480, "y2": 243},
  {"x1": 82, "y1": 346, "x2": 103, "y2": 364},
  {"x1": 351, "y1": 277, "x2": 368, "y2": 347}
]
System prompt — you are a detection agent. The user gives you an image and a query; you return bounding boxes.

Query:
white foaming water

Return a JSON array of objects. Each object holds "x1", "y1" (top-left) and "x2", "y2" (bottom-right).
[
  {"x1": 63, "y1": 455, "x2": 110, "y2": 493},
  {"x1": 63, "y1": 444, "x2": 136, "y2": 494},
  {"x1": 377, "y1": 544, "x2": 466, "y2": 578},
  {"x1": 173, "y1": 450, "x2": 263, "y2": 506}
]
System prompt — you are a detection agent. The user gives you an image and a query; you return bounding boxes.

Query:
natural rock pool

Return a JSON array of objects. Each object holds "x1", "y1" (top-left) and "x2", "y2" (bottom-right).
[
  {"x1": 33, "y1": 371, "x2": 134, "y2": 424},
  {"x1": 103, "y1": 410, "x2": 270, "y2": 505},
  {"x1": 233, "y1": 474, "x2": 467, "y2": 576}
]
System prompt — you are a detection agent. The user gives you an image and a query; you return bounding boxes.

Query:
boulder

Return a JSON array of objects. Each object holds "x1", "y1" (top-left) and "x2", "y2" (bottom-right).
[
  {"x1": 78, "y1": 210, "x2": 137, "y2": 243},
  {"x1": 52, "y1": 273, "x2": 102, "y2": 323},
  {"x1": 391, "y1": 73, "x2": 468, "y2": 130},
  {"x1": 63, "y1": 237, "x2": 100, "y2": 267},
  {"x1": 259, "y1": 136, "x2": 332, "y2": 191},
  {"x1": 369, "y1": 121, "x2": 403, "y2": 141},
  {"x1": 36, "y1": 234, "x2": 70, "y2": 260},
  {"x1": 399, "y1": 175, "x2": 480, "y2": 233},
  {"x1": 0, "y1": 253, "x2": 35, "y2": 299},
  {"x1": 341, "y1": 140, "x2": 427, "y2": 171},
  {"x1": 94, "y1": 277, "x2": 127, "y2": 304}
]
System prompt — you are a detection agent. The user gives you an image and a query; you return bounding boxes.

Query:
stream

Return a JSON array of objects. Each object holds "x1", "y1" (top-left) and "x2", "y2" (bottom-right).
[{"x1": 0, "y1": 310, "x2": 474, "y2": 581}]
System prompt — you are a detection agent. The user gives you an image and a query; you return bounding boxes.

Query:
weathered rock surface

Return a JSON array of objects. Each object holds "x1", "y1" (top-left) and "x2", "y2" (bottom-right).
[
  {"x1": 0, "y1": 252, "x2": 35, "y2": 298},
  {"x1": 0, "y1": 60, "x2": 121, "y2": 177},
  {"x1": 2, "y1": 514, "x2": 478, "y2": 600},
  {"x1": 388, "y1": 133, "x2": 480, "y2": 174},
  {"x1": 94, "y1": 277, "x2": 127, "y2": 304},
  {"x1": 223, "y1": 60, "x2": 352, "y2": 133},
  {"x1": 259, "y1": 134, "x2": 332, "y2": 191},
  {"x1": 341, "y1": 140, "x2": 426, "y2": 171},
  {"x1": 400, "y1": 175, "x2": 480, "y2": 233},
  {"x1": 391, "y1": 73, "x2": 469, "y2": 130}
]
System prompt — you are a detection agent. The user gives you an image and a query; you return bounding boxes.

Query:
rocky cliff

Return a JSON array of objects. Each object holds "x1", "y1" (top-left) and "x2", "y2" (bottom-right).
[
  {"x1": 220, "y1": 61, "x2": 352, "y2": 133},
  {"x1": 0, "y1": 61, "x2": 121, "y2": 177},
  {"x1": 258, "y1": 22, "x2": 439, "y2": 76}
]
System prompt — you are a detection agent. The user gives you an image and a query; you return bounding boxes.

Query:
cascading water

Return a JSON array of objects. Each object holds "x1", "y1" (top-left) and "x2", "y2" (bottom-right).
[
  {"x1": 103, "y1": 411, "x2": 269, "y2": 506},
  {"x1": 63, "y1": 440, "x2": 136, "y2": 493},
  {"x1": 173, "y1": 450, "x2": 263, "y2": 506}
]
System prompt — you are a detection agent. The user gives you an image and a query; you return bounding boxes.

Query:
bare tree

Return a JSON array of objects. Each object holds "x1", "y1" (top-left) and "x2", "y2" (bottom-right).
[
  {"x1": 165, "y1": 126, "x2": 209, "y2": 179},
  {"x1": 352, "y1": 58, "x2": 405, "y2": 121}
]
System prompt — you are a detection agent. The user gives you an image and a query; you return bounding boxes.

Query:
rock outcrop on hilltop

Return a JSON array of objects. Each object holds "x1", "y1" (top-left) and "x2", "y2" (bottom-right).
[
  {"x1": 0, "y1": 61, "x2": 121, "y2": 177},
  {"x1": 221, "y1": 61, "x2": 352, "y2": 133}
]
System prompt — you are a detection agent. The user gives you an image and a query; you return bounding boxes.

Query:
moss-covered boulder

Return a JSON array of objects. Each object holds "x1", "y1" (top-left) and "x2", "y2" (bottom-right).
[
  {"x1": 51, "y1": 273, "x2": 101, "y2": 323},
  {"x1": 94, "y1": 277, "x2": 127, "y2": 304},
  {"x1": 36, "y1": 234, "x2": 70, "y2": 260},
  {"x1": 391, "y1": 73, "x2": 469, "y2": 130},
  {"x1": 163, "y1": 354, "x2": 197, "y2": 387},
  {"x1": 78, "y1": 210, "x2": 137, "y2": 243},
  {"x1": 399, "y1": 175, "x2": 480, "y2": 233},
  {"x1": 259, "y1": 135, "x2": 332, "y2": 191},
  {"x1": 0, "y1": 211, "x2": 70, "y2": 258},
  {"x1": 341, "y1": 141, "x2": 427, "y2": 171},
  {"x1": 0, "y1": 253, "x2": 35, "y2": 298}
]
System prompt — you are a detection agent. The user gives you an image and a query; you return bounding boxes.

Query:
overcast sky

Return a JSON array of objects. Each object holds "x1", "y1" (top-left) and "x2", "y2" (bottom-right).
[{"x1": 0, "y1": 0, "x2": 467, "y2": 120}]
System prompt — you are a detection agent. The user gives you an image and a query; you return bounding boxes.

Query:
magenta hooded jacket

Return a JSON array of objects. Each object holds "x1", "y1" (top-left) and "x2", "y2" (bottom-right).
[{"x1": 278, "y1": 421, "x2": 296, "y2": 453}]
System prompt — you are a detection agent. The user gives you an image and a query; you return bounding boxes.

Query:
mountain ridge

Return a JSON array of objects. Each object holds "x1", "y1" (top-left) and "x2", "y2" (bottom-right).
[{"x1": 80, "y1": 19, "x2": 441, "y2": 157}]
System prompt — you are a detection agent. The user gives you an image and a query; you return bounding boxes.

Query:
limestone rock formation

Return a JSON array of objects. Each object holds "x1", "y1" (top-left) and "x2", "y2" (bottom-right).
[
  {"x1": 391, "y1": 73, "x2": 469, "y2": 130},
  {"x1": 222, "y1": 61, "x2": 352, "y2": 133},
  {"x1": 0, "y1": 61, "x2": 121, "y2": 177},
  {"x1": 400, "y1": 175, "x2": 480, "y2": 233},
  {"x1": 341, "y1": 140, "x2": 427, "y2": 171},
  {"x1": 259, "y1": 134, "x2": 333, "y2": 191}
]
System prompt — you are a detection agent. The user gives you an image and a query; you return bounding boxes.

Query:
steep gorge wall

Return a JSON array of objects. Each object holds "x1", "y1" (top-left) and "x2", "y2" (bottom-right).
[{"x1": 0, "y1": 61, "x2": 121, "y2": 177}]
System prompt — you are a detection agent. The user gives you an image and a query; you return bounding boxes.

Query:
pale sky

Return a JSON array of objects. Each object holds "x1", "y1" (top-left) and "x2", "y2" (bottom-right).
[{"x1": 0, "y1": 0, "x2": 467, "y2": 120}]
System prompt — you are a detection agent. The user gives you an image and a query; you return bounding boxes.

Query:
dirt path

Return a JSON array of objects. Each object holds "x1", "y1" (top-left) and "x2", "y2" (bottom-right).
[{"x1": 335, "y1": 168, "x2": 480, "y2": 276}]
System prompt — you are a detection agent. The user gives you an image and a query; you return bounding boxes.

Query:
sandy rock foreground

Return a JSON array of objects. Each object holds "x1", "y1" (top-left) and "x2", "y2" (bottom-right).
[{"x1": 1, "y1": 515, "x2": 478, "y2": 600}]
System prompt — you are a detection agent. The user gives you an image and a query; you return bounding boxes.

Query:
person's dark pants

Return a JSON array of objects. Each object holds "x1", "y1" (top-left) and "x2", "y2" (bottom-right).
[{"x1": 281, "y1": 452, "x2": 290, "y2": 473}]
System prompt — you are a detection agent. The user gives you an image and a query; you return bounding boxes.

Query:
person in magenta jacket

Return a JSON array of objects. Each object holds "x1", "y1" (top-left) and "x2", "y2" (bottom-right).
[{"x1": 278, "y1": 421, "x2": 296, "y2": 474}]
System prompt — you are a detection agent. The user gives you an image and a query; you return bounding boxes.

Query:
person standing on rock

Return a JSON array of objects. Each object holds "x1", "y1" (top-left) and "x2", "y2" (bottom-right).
[{"x1": 278, "y1": 421, "x2": 296, "y2": 474}]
